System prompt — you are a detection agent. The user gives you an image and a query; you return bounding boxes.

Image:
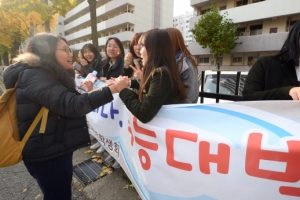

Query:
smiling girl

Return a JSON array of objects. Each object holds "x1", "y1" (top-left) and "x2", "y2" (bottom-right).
[
  {"x1": 98, "y1": 37, "x2": 125, "y2": 81},
  {"x1": 80, "y1": 43, "x2": 103, "y2": 77}
]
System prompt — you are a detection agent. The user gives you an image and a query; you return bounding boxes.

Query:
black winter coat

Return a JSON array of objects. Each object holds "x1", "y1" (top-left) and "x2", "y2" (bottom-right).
[
  {"x1": 119, "y1": 67, "x2": 181, "y2": 123},
  {"x1": 242, "y1": 56, "x2": 298, "y2": 101},
  {"x1": 96, "y1": 57, "x2": 124, "y2": 79},
  {"x1": 3, "y1": 53, "x2": 114, "y2": 163}
]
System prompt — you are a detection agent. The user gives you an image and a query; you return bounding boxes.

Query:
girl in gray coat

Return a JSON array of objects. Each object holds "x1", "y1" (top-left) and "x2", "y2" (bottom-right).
[{"x1": 166, "y1": 28, "x2": 200, "y2": 103}]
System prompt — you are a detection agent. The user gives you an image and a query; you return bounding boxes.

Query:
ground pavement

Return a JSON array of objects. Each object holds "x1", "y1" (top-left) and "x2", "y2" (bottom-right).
[{"x1": 0, "y1": 139, "x2": 140, "y2": 200}]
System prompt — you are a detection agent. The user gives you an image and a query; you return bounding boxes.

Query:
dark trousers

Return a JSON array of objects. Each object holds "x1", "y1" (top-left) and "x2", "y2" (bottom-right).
[{"x1": 24, "y1": 153, "x2": 73, "y2": 200}]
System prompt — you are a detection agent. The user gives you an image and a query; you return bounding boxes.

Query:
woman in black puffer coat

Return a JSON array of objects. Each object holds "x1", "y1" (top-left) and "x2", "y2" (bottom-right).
[{"x1": 3, "y1": 33, "x2": 120, "y2": 200}]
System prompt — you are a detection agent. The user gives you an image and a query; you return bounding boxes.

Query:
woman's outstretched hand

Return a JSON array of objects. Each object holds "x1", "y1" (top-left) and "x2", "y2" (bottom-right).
[
  {"x1": 114, "y1": 76, "x2": 130, "y2": 92},
  {"x1": 289, "y1": 87, "x2": 300, "y2": 100}
]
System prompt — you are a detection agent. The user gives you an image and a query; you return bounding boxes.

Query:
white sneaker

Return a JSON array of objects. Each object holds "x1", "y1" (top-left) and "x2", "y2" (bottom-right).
[
  {"x1": 96, "y1": 146, "x2": 105, "y2": 154},
  {"x1": 105, "y1": 155, "x2": 114, "y2": 163},
  {"x1": 90, "y1": 142, "x2": 101, "y2": 149},
  {"x1": 112, "y1": 161, "x2": 121, "y2": 168}
]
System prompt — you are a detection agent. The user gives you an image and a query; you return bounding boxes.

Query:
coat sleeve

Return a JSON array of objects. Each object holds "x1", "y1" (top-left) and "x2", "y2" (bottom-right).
[
  {"x1": 122, "y1": 66, "x2": 133, "y2": 77},
  {"x1": 119, "y1": 69, "x2": 173, "y2": 123},
  {"x1": 18, "y1": 69, "x2": 113, "y2": 118},
  {"x1": 242, "y1": 59, "x2": 293, "y2": 100}
]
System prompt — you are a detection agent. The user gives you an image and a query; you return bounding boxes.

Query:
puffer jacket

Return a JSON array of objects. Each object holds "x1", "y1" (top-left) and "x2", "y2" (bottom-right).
[{"x1": 3, "y1": 53, "x2": 114, "y2": 163}]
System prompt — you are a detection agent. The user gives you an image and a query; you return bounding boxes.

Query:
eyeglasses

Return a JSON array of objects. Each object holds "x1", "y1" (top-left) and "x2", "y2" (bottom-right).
[
  {"x1": 107, "y1": 45, "x2": 120, "y2": 49},
  {"x1": 56, "y1": 47, "x2": 73, "y2": 54}
]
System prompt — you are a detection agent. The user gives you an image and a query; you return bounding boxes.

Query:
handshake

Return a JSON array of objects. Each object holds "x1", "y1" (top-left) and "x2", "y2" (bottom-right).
[{"x1": 108, "y1": 76, "x2": 131, "y2": 93}]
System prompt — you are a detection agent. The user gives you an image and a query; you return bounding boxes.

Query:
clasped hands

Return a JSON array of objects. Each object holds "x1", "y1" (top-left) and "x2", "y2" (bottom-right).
[{"x1": 109, "y1": 76, "x2": 131, "y2": 92}]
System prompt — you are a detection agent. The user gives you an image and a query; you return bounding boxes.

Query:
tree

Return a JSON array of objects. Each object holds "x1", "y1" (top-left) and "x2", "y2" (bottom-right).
[
  {"x1": 87, "y1": 0, "x2": 99, "y2": 47},
  {"x1": 191, "y1": 3, "x2": 240, "y2": 70},
  {"x1": 0, "y1": 0, "x2": 75, "y2": 61},
  {"x1": 1, "y1": 0, "x2": 76, "y2": 33},
  {"x1": 0, "y1": 6, "x2": 44, "y2": 56}
]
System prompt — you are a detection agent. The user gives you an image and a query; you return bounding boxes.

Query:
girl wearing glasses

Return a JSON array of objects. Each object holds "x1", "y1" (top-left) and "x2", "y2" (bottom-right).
[
  {"x1": 98, "y1": 37, "x2": 125, "y2": 82},
  {"x1": 2, "y1": 33, "x2": 121, "y2": 200}
]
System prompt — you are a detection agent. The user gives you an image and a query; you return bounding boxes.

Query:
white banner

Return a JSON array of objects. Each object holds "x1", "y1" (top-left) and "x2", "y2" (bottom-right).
[{"x1": 86, "y1": 94, "x2": 300, "y2": 200}]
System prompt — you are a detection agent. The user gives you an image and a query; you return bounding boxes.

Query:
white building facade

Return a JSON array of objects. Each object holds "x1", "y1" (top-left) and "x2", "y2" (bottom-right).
[
  {"x1": 56, "y1": 0, "x2": 174, "y2": 52},
  {"x1": 189, "y1": 0, "x2": 300, "y2": 71},
  {"x1": 173, "y1": 11, "x2": 194, "y2": 45}
]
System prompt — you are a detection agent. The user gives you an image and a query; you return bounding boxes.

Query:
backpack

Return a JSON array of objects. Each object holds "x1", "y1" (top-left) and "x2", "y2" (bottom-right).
[{"x1": 0, "y1": 84, "x2": 48, "y2": 167}]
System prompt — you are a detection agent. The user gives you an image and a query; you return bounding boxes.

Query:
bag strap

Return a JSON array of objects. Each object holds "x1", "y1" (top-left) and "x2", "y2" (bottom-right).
[{"x1": 21, "y1": 107, "x2": 49, "y2": 144}]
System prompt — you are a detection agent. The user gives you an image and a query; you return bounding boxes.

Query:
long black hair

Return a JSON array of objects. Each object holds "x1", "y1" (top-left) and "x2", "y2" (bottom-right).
[
  {"x1": 103, "y1": 37, "x2": 125, "y2": 66},
  {"x1": 138, "y1": 29, "x2": 186, "y2": 102},
  {"x1": 275, "y1": 19, "x2": 300, "y2": 66},
  {"x1": 26, "y1": 33, "x2": 77, "y2": 92}
]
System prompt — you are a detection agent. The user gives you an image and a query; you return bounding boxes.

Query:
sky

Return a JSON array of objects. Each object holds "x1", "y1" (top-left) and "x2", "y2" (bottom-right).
[{"x1": 173, "y1": 0, "x2": 193, "y2": 16}]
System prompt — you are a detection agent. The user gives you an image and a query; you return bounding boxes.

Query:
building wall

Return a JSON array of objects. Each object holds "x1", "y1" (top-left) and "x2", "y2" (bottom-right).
[
  {"x1": 189, "y1": 0, "x2": 300, "y2": 71},
  {"x1": 173, "y1": 11, "x2": 194, "y2": 45},
  {"x1": 57, "y1": 0, "x2": 173, "y2": 52}
]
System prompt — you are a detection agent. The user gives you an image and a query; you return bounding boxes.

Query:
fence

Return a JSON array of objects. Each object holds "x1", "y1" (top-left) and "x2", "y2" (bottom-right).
[{"x1": 198, "y1": 71, "x2": 245, "y2": 103}]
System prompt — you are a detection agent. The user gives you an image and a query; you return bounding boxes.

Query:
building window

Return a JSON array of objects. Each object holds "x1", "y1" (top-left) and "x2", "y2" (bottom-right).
[
  {"x1": 269, "y1": 27, "x2": 277, "y2": 34},
  {"x1": 253, "y1": 0, "x2": 264, "y2": 2},
  {"x1": 219, "y1": 6, "x2": 226, "y2": 10},
  {"x1": 236, "y1": 0, "x2": 248, "y2": 7},
  {"x1": 232, "y1": 56, "x2": 243, "y2": 63},
  {"x1": 289, "y1": 21, "x2": 297, "y2": 31},
  {"x1": 186, "y1": 20, "x2": 189, "y2": 23},
  {"x1": 199, "y1": 57, "x2": 209, "y2": 64},
  {"x1": 236, "y1": 27, "x2": 246, "y2": 36},
  {"x1": 201, "y1": 9, "x2": 210, "y2": 15},
  {"x1": 248, "y1": 56, "x2": 258, "y2": 66},
  {"x1": 58, "y1": 22, "x2": 62, "y2": 25},
  {"x1": 250, "y1": 24, "x2": 262, "y2": 35}
]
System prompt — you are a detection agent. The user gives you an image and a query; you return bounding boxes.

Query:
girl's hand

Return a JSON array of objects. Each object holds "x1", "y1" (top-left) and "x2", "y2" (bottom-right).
[
  {"x1": 100, "y1": 77, "x2": 107, "y2": 82},
  {"x1": 80, "y1": 59, "x2": 88, "y2": 66},
  {"x1": 107, "y1": 78, "x2": 116, "y2": 86},
  {"x1": 81, "y1": 80, "x2": 93, "y2": 92},
  {"x1": 289, "y1": 87, "x2": 300, "y2": 100},
  {"x1": 130, "y1": 62, "x2": 143, "y2": 80},
  {"x1": 114, "y1": 76, "x2": 130, "y2": 92},
  {"x1": 124, "y1": 53, "x2": 133, "y2": 67},
  {"x1": 75, "y1": 70, "x2": 81, "y2": 78}
]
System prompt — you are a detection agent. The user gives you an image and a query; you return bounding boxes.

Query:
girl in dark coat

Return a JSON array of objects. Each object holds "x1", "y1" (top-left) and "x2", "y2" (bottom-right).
[
  {"x1": 3, "y1": 33, "x2": 120, "y2": 200},
  {"x1": 114, "y1": 29, "x2": 186, "y2": 123},
  {"x1": 98, "y1": 37, "x2": 125, "y2": 81},
  {"x1": 243, "y1": 19, "x2": 300, "y2": 101}
]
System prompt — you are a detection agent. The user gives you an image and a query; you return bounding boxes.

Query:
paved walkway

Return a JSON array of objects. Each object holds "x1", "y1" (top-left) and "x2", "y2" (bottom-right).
[{"x1": 0, "y1": 139, "x2": 140, "y2": 200}]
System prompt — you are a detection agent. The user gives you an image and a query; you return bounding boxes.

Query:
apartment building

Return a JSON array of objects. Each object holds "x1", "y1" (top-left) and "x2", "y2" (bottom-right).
[
  {"x1": 58, "y1": 0, "x2": 173, "y2": 52},
  {"x1": 188, "y1": 0, "x2": 300, "y2": 71},
  {"x1": 173, "y1": 11, "x2": 194, "y2": 45}
]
